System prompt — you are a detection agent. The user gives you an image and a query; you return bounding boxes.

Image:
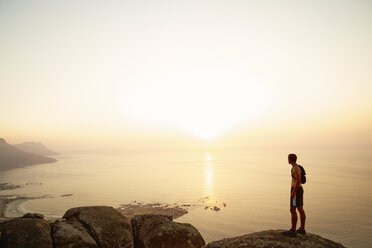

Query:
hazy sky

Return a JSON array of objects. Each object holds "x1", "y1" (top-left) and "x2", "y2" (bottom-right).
[{"x1": 1, "y1": 0, "x2": 371, "y2": 151}]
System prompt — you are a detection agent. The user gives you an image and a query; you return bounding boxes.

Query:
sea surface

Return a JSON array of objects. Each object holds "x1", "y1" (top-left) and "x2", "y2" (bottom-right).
[{"x1": 1, "y1": 147, "x2": 371, "y2": 248}]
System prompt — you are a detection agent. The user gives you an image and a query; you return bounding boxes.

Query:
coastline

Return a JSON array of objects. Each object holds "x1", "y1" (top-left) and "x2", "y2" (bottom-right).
[
  {"x1": 3, "y1": 198, "x2": 29, "y2": 218},
  {"x1": 0, "y1": 197, "x2": 29, "y2": 219},
  {"x1": 0, "y1": 197, "x2": 191, "y2": 221}
]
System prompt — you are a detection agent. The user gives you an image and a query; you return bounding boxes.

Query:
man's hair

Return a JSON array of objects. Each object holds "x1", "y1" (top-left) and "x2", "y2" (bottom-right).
[{"x1": 288, "y1": 153, "x2": 297, "y2": 163}]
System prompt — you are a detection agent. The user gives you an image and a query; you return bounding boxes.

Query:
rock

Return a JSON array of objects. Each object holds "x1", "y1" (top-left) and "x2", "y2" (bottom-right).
[
  {"x1": 131, "y1": 214, "x2": 205, "y2": 248},
  {"x1": 117, "y1": 203, "x2": 188, "y2": 220},
  {"x1": 22, "y1": 213, "x2": 34, "y2": 218},
  {"x1": 213, "y1": 206, "x2": 220, "y2": 211},
  {"x1": 117, "y1": 202, "x2": 188, "y2": 220},
  {"x1": 35, "y1": 213, "x2": 44, "y2": 219},
  {"x1": 206, "y1": 230, "x2": 346, "y2": 248},
  {"x1": 52, "y1": 220, "x2": 98, "y2": 248},
  {"x1": 0, "y1": 217, "x2": 53, "y2": 248},
  {"x1": 63, "y1": 206, "x2": 133, "y2": 248},
  {"x1": 0, "y1": 183, "x2": 22, "y2": 191},
  {"x1": 61, "y1": 193, "x2": 73, "y2": 197},
  {"x1": 22, "y1": 212, "x2": 44, "y2": 219}
]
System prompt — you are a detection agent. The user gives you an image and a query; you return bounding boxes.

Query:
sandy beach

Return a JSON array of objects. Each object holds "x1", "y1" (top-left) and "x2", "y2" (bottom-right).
[
  {"x1": 3, "y1": 198, "x2": 28, "y2": 218},
  {"x1": 0, "y1": 197, "x2": 28, "y2": 220}
]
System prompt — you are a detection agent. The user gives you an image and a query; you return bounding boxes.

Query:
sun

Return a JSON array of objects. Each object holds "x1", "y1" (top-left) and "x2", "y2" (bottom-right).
[{"x1": 123, "y1": 64, "x2": 273, "y2": 139}]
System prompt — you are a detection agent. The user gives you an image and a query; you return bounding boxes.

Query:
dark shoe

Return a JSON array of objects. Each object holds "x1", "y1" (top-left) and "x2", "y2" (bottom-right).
[
  {"x1": 282, "y1": 230, "x2": 297, "y2": 237},
  {"x1": 297, "y1": 228, "x2": 306, "y2": 235}
]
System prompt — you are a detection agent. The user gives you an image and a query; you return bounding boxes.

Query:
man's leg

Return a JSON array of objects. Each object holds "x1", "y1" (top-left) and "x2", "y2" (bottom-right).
[
  {"x1": 290, "y1": 206, "x2": 297, "y2": 231},
  {"x1": 297, "y1": 206, "x2": 306, "y2": 230}
]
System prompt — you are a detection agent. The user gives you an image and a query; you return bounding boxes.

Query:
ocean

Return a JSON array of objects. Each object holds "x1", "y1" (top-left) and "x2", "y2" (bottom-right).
[{"x1": 1, "y1": 147, "x2": 371, "y2": 248}]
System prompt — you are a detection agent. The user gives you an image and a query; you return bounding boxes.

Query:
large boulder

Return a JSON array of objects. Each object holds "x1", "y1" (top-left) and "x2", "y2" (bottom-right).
[
  {"x1": 206, "y1": 230, "x2": 346, "y2": 248},
  {"x1": 131, "y1": 214, "x2": 205, "y2": 248},
  {"x1": 52, "y1": 220, "x2": 98, "y2": 248},
  {"x1": 63, "y1": 206, "x2": 134, "y2": 248},
  {"x1": 0, "y1": 218, "x2": 53, "y2": 248}
]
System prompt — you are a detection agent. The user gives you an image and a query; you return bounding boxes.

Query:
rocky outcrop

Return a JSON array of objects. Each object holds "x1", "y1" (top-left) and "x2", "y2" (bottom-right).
[
  {"x1": 131, "y1": 214, "x2": 205, "y2": 248},
  {"x1": 0, "y1": 206, "x2": 346, "y2": 248},
  {"x1": 118, "y1": 202, "x2": 188, "y2": 220},
  {"x1": 206, "y1": 230, "x2": 346, "y2": 248},
  {"x1": 63, "y1": 206, "x2": 134, "y2": 248},
  {"x1": 0, "y1": 217, "x2": 53, "y2": 248},
  {"x1": 0, "y1": 183, "x2": 22, "y2": 191}
]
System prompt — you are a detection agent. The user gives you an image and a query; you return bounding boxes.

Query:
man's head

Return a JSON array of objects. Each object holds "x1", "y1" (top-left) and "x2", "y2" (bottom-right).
[{"x1": 288, "y1": 153, "x2": 297, "y2": 164}]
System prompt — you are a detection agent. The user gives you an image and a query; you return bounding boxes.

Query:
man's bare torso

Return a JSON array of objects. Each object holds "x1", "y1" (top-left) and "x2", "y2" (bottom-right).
[{"x1": 291, "y1": 165, "x2": 301, "y2": 187}]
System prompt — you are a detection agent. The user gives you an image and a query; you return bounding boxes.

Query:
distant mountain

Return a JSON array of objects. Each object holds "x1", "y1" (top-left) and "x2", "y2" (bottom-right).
[
  {"x1": 14, "y1": 141, "x2": 58, "y2": 156},
  {"x1": 0, "y1": 138, "x2": 57, "y2": 171}
]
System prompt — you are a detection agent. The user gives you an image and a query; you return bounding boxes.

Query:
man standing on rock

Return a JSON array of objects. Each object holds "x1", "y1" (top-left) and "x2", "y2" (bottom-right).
[{"x1": 282, "y1": 153, "x2": 306, "y2": 237}]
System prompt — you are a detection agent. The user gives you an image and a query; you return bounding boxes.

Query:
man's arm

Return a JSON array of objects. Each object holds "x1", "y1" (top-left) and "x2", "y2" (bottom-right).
[{"x1": 291, "y1": 167, "x2": 301, "y2": 199}]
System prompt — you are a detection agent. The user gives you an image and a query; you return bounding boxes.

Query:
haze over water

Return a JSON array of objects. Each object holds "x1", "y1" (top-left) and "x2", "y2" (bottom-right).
[{"x1": 1, "y1": 147, "x2": 371, "y2": 248}]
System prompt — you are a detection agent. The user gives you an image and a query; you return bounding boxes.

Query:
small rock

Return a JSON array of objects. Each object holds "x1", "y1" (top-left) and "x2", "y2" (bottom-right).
[
  {"x1": 34, "y1": 213, "x2": 45, "y2": 219},
  {"x1": 213, "y1": 206, "x2": 220, "y2": 211},
  {"x1": 60, "y1": 194, "x2": 73, "y2": 197},
  {"x1": 22, "y1": 213, "x2": 34, "y2": 218},
  {"x1": 22, "y1": 213, "x2": 44, "y2": 219}
]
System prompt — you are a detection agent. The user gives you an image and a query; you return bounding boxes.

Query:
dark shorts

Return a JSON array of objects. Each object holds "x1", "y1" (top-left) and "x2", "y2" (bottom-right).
[{"x1": 291, "y1": 186, "x2": 304, "y2": 207}]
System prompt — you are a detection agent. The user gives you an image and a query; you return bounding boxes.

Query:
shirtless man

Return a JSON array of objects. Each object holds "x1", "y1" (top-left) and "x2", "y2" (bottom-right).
[{"x1": 282, "y1": 153, "x2": 306, "y2": 237}]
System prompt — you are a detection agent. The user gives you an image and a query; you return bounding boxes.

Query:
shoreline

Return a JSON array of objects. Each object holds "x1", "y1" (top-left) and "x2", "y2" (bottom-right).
[
  {"x1": 0, "y1": 193, "x2": 224, "y2": 222},
  {"x1": 3, "y1": 198, "x2": 29, "y2": 218},
  {"x1": 0, "y1": 197, "x2": 29, "y2": 219},
  {"x1": 0, "y1": 196, "x2": 192, "y2": 221}
]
